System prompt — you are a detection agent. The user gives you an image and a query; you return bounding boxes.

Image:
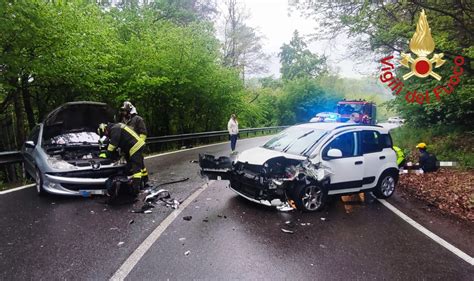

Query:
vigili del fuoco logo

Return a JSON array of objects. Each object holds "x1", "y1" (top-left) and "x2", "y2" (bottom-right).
[{"x1": 379, "y1": 9, "x2": 465, "y2": 104}]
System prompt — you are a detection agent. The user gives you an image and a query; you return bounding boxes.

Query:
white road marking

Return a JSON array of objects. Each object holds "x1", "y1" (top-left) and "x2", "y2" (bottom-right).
[
  {"x1": 378, "y1": 199, "x2": 474, "y2": 266},
  {"x1": 0, "y1": 136, "x2": 270, "y2": 196},
  {"x1": 0, "y1": 184, "x2": 35, "y2": 195},
  {"x1": 110, "y1": 181, "x2": 214, "y2": 281}
]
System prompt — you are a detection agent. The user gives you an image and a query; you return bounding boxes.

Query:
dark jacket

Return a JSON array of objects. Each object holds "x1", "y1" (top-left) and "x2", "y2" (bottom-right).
[
  {"x1": 107, "y1": 123, "x2": 145, "y2": 156},
  {"x1": 419, "y1": 150, "x2": 438, "y2": 172},
  {"x1": 126, "y1": 114, "x2": 147, "y2": 141}
]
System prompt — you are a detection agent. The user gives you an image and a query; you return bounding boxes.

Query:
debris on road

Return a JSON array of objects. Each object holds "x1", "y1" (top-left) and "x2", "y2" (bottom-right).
[
  {"x1": 319, "y1": 244, "x2": 327, "y2": 249},
  {"x1": 110, "y1": 227, "x2": 119, "y2": 231},
  {"x1": 320, "y1": 217, "x2": 327, "y2": 221},
  {"x1": 144, "y1": 210, "x2": 152, "y2": 214},
  {"x1": 203, "y1": 218, "x2": 209, "y2": 222},
  {"x1": 281, "y1": 228, "x2": 294, "y2": 234},
  {"x1": 184, "y1": 250, "x2": 191, "y2": 256},
  {"x1": 179, "y1": 237, "x2": 186, "y2": 242},
  {"x1": 276, "y1": 202, "x2": 294, "y2": 212},
  {"x1": 189, "y1": 160, "x2": 198, "y2": 163},
  {"x1": 117, "y1": 242, "x2": 124, "y2": 246},
  {"x1": 183, "y1": 216, "x2": 192, "y2": 221},
  {"x1": 129, "y1": 220, "x2": 134, "y2": 225},
  {"x1": 284, "y1": 221, "x2": 296, "y2": 228}
]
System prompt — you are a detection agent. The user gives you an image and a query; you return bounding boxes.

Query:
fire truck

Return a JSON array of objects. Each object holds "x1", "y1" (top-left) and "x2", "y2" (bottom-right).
[{"x1": 336, "y1": 100, "x2": 377, "y2": 125}]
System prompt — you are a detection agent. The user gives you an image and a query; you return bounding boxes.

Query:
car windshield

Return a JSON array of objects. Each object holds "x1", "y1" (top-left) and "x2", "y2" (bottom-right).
[
  {"x1": 262, "y1": 127, "x2": 327, "y2": 155},
  {"x1": 44, "y1": 131, "x2": 99, "y2": 146}
]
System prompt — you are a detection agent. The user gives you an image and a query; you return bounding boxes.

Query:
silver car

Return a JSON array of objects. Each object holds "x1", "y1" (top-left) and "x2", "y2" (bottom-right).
[{"x1": 22, "y1": 102, "x2": 126, "y2": 196}]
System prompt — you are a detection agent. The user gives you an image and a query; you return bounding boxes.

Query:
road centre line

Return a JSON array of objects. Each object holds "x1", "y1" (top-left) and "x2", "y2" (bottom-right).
[
  {"x1": 110, "y1": 181, "x2": 213, "y2": 281},
  {"x1": 378, "y1": 199, "x2": 474, "y2": 266},
  {"x1": 0, "y1": 136, "x2": 271, "y2": 196}
]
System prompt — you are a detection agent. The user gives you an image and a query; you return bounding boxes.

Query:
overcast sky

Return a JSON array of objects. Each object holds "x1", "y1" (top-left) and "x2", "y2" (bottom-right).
[{"x1": 236, "y1": 0, "x2": 376, "y2": 79}]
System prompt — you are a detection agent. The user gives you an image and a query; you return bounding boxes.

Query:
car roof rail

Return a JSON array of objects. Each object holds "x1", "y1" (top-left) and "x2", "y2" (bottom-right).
[{"x1": 334, "y1": 124, "x2": 384, "y2": 129}]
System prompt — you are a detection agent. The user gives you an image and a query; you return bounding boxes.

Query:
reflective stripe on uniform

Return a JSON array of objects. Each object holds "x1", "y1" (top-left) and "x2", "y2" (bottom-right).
[
  {"x1": 132, "y1": 172, "x2": 142, "y2": 179},
  {"x1": 139, "y1": 134, "x2": 147, "y2": 141},
  {"x1": 107, "y1": 144, "x2": 116, "y2": 151},
  {"x1": 130, "y1": 140, "x2": 145, "y2": 156},
  {"x1": 121, "y1": 124, "x2": 145, "y2": 156},
  {"x1": 122, "y1": 124, "x2": 141, "y2": 141},
  {"x1": 141, "y1": 168, "x2": 148, "y2": 176}
]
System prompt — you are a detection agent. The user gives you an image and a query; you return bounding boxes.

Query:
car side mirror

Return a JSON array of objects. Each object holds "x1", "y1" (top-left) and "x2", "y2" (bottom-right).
[
  {"x1": 25, "y1": 141, "x2": 35, "y2": 149},
  {"x1": 327, "y1": 148, "x2": 342, "y2": 158}
]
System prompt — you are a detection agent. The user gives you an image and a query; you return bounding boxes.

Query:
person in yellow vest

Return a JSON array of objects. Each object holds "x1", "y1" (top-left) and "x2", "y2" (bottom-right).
[
  {"x1": 393, "y1": 146, "x2": 406, "y2": 168},
  {"x1": 98, "y1": 123, "x2": 145, "y2": 196}
]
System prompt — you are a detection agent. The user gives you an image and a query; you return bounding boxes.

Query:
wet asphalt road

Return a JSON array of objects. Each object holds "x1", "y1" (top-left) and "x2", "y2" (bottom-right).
[
  {"x1": 0, "y1": 135, "x2": 472, "y2": 280},
  {"x1": 128, "y1": 181, "x2": 473, "y2": 280},
  {"x1": 0, "y1": 136, "x2": 271, "y2": 280}
]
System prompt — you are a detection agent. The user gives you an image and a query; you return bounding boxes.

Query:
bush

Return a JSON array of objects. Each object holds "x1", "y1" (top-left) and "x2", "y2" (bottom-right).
[{"x1": 391, "y1": 125, "x2": 474, "y2": 169}]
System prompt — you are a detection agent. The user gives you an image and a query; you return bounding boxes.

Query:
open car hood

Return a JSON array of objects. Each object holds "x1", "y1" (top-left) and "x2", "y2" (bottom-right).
[{"x1": 43, "y1": 102, "x2": 115, "y2": 140}]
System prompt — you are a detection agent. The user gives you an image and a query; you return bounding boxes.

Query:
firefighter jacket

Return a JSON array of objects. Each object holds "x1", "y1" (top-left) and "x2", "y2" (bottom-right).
[
  {"x1": 107, "y1": 123, "x2": 145, "y2": 156},
  {"x1": 126, "y1": 114, "x2": 147, "y2": 141}
]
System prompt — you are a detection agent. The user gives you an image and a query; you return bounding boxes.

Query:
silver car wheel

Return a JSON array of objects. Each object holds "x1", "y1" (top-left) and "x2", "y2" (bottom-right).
[
  {"x1": 302, "y1": 185, "x2": 322, "y2": 211},
  {"x1": 381, "y1": 176, "x2": 395, "y2": 197}
]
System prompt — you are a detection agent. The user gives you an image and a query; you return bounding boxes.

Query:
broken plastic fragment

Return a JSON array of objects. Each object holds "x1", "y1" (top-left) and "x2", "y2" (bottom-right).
[
  {"x1": 179, "y1": 237, "x2": 186, "y2": 242},
  {"x1": 320, "y1": 217, "x2": 327, "y2": 221},
  {"x1": 183, "y1": 216, "x2": 192, "y2": 221},
  {"x1": 145, "y1": 189, "x2": 170, "y2": 202},
  {"x1": 281, "y1": 228, "x2": 294, "y2": 234},
  {"x1": 144, "y1": 210, "x2": 152, "y2": 214},
  {"x1": 276, "y1": 202, "x2": 294, "y2": 212},
  {"x1": 129, "y1": 220, "x2": 135, "y2": 225},
  {"x1": 184, "y1": 250, "x2": 190, "y2": 256},
  {"x1": 117, "y1": 242, "x2": 124, "y2": 246}
]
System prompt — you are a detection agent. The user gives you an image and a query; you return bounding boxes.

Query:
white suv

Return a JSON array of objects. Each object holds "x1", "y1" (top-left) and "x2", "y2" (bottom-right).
[{"x1": 200, "y1": 123, "x2": 399, "y2": 212}]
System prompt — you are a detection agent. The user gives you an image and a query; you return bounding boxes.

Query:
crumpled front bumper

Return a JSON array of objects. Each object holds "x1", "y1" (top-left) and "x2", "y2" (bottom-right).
[{"x1": 42, "y1": 166, "x2": 125, "y2": 196}]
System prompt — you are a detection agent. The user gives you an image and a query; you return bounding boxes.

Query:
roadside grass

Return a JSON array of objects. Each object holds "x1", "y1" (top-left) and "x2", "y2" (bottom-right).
[
  {"x1": 392, "y1": 125, "x2": 473, "y2": 221},
  {"x1": 391, "y1": 125, "x2": 474, "y2": 169}
]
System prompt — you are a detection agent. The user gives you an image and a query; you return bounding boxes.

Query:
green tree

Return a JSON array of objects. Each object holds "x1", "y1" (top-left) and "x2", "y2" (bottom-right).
[
  {"x1": 289, "y1": 0, "x2": 473, "y2": 128},
  {"x1": 279, "y1": 30, "x2": 327, "y2": 81}
]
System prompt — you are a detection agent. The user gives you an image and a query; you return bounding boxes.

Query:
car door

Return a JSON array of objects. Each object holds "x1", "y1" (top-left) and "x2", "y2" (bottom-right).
[
  {"x1": 360, "y1": 130, "x2": 385, "y2": 189},
  {"x1": 320, "y1": 131, "x2": 364, "y2": 195},
  {"x1": 23, "y1": 125, "x2": 40, "y2": 177}
]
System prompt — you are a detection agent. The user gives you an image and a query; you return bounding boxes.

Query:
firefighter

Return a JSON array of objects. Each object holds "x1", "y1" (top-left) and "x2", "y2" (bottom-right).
[
  {"x1": 393, "y1": 146, "x2": 406, "y2": 168},
  {"x1": 120, "y1": 101, "x2": 149, "y2": 185},
  {"x1": 98, "y1": 123, "x2": 146, "y2": 195},
  {"x1": 416, "y1": 142, "x2": 438, "y2": 173}
]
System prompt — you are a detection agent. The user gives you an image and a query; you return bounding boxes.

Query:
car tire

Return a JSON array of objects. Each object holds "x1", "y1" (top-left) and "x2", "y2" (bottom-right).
[
  {"x1": 35, "y1": 168, "x2": 46, "y2": 196},
  {"x1": 293, "y1": 183, "x2": 327, "y2": 212},
  {"x1": 373, "y1": 171, "x2": 398, "y2": 199}
]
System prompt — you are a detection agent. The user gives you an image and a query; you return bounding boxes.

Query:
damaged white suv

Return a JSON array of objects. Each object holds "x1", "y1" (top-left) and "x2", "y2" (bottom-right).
[{"x1": 200, "y1": 123, "x2": 399, "y2": 211}]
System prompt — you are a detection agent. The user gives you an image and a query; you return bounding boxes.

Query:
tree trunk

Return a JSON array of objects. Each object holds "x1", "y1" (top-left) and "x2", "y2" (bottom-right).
[
  {"x1": 12, "y1": 89, "x2": 26, "y2": 149},
  {"x1": 21, "y1": 75, "x2": 36, "y2": 130}
]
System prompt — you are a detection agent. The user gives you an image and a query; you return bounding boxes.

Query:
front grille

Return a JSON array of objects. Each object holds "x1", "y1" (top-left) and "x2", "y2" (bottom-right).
[{"x1": 230, "y1": 173, "x2": 266, "y2": 199}]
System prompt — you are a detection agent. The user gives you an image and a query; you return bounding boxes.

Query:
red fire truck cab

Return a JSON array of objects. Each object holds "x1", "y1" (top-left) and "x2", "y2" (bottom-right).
[{"x1": 336, "y1": 100, "x2": 377, "y2": 125}]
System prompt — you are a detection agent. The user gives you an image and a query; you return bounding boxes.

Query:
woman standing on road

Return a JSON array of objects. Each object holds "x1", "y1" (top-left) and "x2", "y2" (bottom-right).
[{"x1": 227, "y1": 114, "x2": 239, "y2": 154}]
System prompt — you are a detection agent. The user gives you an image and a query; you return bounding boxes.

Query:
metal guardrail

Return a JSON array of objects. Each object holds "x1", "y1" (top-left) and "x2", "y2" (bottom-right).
[
  {"x1": 146, "y1": 126, "x2": 288, "y2": 144},
  {"x1": 0, "y1": 151, "x2": 23, "y2": 165},
  {"x1": 0, "y1": 126, "x2": 289, "y2": 166}
]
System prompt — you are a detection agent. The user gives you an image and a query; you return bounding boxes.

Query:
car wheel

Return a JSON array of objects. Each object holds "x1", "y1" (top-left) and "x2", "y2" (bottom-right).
[
  {"x1": 373, "y1": 171, "x2": 397, "y2": 199},
  {"x1": 35, "y1": 168, "x2": 46, "y2": 196},
  {"x1": 294, "y1": 184, "x2": 327, "y2": 212}
]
